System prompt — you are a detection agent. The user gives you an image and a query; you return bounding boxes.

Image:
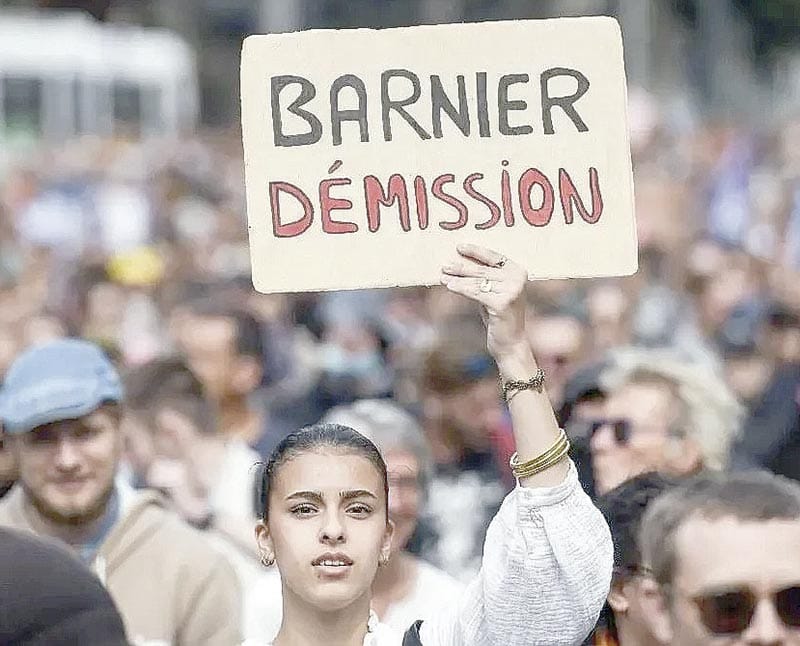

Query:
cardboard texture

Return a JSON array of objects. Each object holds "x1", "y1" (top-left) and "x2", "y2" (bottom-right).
[{"x1": 241, "y1": 17, "x2": 637, "y2": 293}]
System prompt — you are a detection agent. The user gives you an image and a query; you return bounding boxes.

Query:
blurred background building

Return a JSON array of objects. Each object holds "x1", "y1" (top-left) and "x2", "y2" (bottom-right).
[{"x1": 0, "y1": 0, "x2": 799, "y2": 131}]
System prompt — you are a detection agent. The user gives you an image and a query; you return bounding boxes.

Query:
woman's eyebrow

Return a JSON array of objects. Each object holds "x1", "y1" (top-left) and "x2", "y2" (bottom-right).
[
  {"x1": 339, "y1": 489, "x2": 378, "y2": 501},
  {"x1": 286, "y1": 490, "x2": 324, "y2": 504}
]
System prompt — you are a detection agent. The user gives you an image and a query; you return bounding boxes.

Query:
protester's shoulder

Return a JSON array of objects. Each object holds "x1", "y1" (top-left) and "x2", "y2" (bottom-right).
[{"x1": 120, "y1": 490, "x2": 235, "y2": 565}]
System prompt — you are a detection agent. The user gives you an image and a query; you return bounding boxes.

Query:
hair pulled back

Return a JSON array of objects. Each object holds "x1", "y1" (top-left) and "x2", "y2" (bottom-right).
[{"x1": 258, "y1": 423, "x2": 389, "y2": 522}]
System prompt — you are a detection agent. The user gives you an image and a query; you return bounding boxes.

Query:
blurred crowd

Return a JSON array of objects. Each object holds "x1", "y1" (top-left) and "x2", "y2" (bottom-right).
[{"x1": 2, "y1": 84, "x2": 800, "y2": 645}]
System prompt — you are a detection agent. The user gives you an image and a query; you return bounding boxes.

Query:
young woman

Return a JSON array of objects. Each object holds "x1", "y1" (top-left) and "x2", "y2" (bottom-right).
[
  {"x1": 245, "y1": 399, "x2": 463, "y2": 641},
  {"x1": 252, "y1": 244, "x2": 613, "y2": 646}
]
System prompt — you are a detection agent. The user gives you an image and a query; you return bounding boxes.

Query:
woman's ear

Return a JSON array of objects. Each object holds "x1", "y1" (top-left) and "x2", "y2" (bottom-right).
[
  {"x1": 255, "y1": 520, "x2": 274, "y2": 559},
  {"x1": 381, "y1": 519, "x2": 395, "y2": 562}
]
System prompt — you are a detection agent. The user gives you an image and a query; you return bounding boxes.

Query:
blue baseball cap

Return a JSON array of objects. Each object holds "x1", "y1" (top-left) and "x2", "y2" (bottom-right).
[{"x1": 0, "y1": 339, "x2": 123, "y2": 435}]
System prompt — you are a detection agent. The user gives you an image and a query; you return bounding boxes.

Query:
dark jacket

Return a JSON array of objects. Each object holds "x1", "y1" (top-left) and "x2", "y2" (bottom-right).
[{"x1": 733, "y1": 363, "x2": 800, "y2": 482}]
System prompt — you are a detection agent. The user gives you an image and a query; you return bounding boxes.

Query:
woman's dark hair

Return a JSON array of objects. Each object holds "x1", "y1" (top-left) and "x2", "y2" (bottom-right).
[{"x1": 258, "y1": 423, "x2": 389, "y2": 522}]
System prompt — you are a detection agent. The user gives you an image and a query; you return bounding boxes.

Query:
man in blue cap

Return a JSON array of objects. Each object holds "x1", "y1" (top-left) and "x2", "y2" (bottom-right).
[{"x1": 0, "y1": 339, "x2": 242, "y2": 646}]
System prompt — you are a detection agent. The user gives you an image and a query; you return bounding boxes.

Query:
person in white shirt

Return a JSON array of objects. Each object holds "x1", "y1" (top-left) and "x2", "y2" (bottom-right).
[{"x1": 246, "y1": 245, "x2": 613, "y2": 646}]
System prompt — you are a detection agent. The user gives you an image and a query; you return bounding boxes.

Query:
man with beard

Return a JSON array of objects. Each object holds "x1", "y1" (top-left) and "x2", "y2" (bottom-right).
[{"x1": 0, "y1": 339, "x2": 241, "y2": 645}]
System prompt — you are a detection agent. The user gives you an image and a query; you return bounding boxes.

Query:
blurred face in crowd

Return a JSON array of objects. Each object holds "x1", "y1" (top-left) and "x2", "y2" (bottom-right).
[
  {"x1": 257, "y1": 451, "x2": 393, "y2": 614},
  {"x1": 177, "y1": 314, "x2": 260, "y2": 403},
  {"x1": 437, "y1": 377, "x2": 503, "y2": 450},
  {"x1": 764, "y1": 320, "x2": 800, "y2": 365},
  {"x1": 724, "y1": 353, "x2": 773, "y2": 405},
  {"x1": 120, "y1": 410, "x2": 155, "y2": 484},
  {"x1": 22, "y1": 314, "x2": 67, "y2": 347},
  {"x1": 528, "y1": 315, "x2": 585, "y2": 407},
  {"x1": 590, "y1": 381, "x2": 701, "y2": 494},
  {"x1": 384, "y1": 449, "x2": 421, "y2": 553},
  {"x1": 587, "y1": 284, "x2": 630, "y2": 352},
  {"x1": 8, "y1": 406, "x2": 122, "y2": 525},
  {"x1": 650, "y1": 515, "x2": 800, "y2": 646},
  {"x1": 698, "y1": 263, "x2": 756, "y2": 335}
]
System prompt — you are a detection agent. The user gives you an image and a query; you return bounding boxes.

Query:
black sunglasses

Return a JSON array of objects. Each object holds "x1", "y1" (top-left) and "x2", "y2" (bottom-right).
[
  {"x1": 692, "y1": 585, "x2": 800, "y2": 635},
  {"x1": 587, "y1": 418, "x2": 633, "y2": 445}
]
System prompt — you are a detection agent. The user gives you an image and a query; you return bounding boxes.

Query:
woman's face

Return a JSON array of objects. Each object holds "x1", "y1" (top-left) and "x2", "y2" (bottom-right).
[
  {"x1": 385, "y1": 450, "x2": 422, "y2": 554},
  {"x1": 257, "y1": 450, "x2": 393, "y2": 613}
]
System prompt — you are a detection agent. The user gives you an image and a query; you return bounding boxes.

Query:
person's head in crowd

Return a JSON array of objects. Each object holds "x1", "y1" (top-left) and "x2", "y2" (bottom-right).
[
  {"x1": 82, "y1": 277, "x2": 128, "y2": 344},
  {"x1": 559, "y1": 360, "x2": 609, "y2": 433},
  {"x1": 586, "y1": 283, "x2": 632, "y2": 353},
  {"x1": 593, "y1": 472, "x2": 680, "y2": 646},
  {"x1": 695, "y1": 248, "x2": 761, "y2": 338},
  {"x1": 640, "y1": 471, "x2": 800, "y2": 646},
  {"x1": 421, "y1": 319, "x2": 502, "y2": 459},
  {"x1": 22, "y1": 311, "x2": 69, "y2": 348},
  {"x1": 763, "y1": 302, "x2": 800, "y2": 365},
  {"x1": 717, "y1": 305, "x2": 774, "y2": 407},
  {"x1": 122, "y1": 356, "x2": 248, "y2": 529},
  {"x1": 0, "y1": 339, "x2": 123, "y2": 529},
  {"x1": 0, "y1": 527, "x2": 130, "y2": 646},
  {"x1": 590, "y1": 348, "x2": 742, "y2": 495},
  {"x1": 255, "y1": 423, "x2": 393, "y2": 615},
  {"x1": 526, "y1": 306, "x2": 587, "y2": 410},
  {"x1": 175, "y1": 299, "x2": 264, "y2": 407},
  {"x1": 322, "y1": 399, "x2": 432, "y2": 556},
  {"x1": 559, "y1": 360, "x2": 610, "y2": 496},
  {"x1": 317, "y1": 319, "x2": 392, "y2": 408},
  {"x1": 122, "y1": 356, "x2": 216, "y2": 486}
]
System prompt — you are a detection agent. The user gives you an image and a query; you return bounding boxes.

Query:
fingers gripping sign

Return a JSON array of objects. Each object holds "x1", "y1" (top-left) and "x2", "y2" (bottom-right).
[{"x1": 441, "y1": 244, "x2": 529, "y2": 359}]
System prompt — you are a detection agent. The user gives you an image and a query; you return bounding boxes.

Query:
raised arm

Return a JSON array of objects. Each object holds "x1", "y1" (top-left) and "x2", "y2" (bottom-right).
[{"x1": 418, "y1": 244, "x2": 612, "y2": 646}]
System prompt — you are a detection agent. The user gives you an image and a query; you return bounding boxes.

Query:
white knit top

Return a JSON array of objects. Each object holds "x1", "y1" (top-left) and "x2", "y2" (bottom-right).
[{"x1": 252, "y1": 461, "x2": 612, "y2": 646}]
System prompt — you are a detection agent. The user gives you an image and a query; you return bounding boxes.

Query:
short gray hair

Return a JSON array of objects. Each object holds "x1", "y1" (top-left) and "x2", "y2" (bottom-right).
[
  {"x1": 640, "y1": 471, "x2": 800, "y2": 590},
  {"x1": 322, "y1": 399, "x2": 432, "y2": 487},
  {"x1": 601, "y1": 347, "x2": 743, "y2": 471}
]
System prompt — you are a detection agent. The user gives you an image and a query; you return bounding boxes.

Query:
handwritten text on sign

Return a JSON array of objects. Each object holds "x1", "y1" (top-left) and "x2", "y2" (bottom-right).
[{"x1": 241, "y1": 18, "x2": 637, "y2": 293}]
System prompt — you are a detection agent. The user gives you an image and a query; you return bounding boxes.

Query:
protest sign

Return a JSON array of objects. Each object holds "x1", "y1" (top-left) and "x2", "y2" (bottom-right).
[{"x1": 241, "y1": 17, "x2": 637, "y2": 293}]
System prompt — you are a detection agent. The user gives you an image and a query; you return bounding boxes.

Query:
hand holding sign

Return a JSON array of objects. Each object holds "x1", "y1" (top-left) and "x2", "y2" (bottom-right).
[
  {"x1": 241, "y1": 17, "x2": 637, "y2": 293},
  {"x1": 441, "y1": 244, "x2": 529, "y2": 362}
]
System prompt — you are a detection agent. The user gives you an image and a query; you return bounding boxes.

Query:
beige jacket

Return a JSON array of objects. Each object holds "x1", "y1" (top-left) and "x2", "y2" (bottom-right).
[{"x1": 0, "y1": 485, "x2": 242, "y2": 646}]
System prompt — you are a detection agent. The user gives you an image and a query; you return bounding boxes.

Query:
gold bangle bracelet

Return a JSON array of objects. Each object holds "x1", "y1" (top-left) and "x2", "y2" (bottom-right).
[
  {"x1": 513, "y1": 444, "x2": 570, "y2": 478},
  {"x1": 510, "y1": 429, "x2": 570, "y2": 478},
  {"x1": 509, "y1": 429, "x2": 569, "y2": 472}
]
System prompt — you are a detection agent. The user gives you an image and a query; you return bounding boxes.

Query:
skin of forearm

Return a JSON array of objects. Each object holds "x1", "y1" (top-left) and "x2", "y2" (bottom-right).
[{"x1": 493, "y1": 340, "x2": 569, "y2": 488}]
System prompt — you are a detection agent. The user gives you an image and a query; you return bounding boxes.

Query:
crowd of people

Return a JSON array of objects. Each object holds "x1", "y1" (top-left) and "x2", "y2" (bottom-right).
[{"x1": 1, "y1": 84, "x2": 800, "y2": 645}]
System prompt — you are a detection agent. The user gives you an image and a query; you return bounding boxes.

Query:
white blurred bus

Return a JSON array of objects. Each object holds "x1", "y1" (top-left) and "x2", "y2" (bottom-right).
[{"x1": 0, "y1": 10, "x2": 199, "y2": 141}]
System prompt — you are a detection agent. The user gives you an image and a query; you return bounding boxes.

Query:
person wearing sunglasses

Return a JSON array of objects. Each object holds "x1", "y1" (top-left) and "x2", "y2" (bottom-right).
[
  {"x1": 588, "y1": 349, "x2": 741, "y2": 495},
  {"x1": 640, "y1": 470, "x2": 800, "y2": 646}
]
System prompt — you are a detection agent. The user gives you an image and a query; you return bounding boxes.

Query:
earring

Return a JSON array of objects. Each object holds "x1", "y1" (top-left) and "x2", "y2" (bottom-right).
[{"x1": 260, "y1": 552, "x2": 275, "y2": 567}]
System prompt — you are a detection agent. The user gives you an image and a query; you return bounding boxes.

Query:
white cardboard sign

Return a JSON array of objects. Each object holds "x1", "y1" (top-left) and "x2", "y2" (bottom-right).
[{"x1": 241, "y1": 17, "x2": 637, "y2": 293}]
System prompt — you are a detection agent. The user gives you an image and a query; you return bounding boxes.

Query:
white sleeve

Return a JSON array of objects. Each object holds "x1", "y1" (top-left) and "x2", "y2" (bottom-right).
[{"x1": 418, "y1": 461, "x2": 612, "y2": 646}]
